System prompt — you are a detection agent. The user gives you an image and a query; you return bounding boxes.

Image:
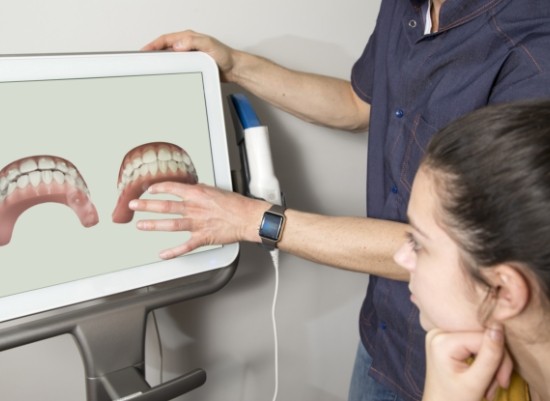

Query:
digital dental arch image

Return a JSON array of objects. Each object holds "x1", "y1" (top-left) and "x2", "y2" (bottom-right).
[
  {"x1": 0, "y1": 155, "x2": 99, "y2": 246},
  {"x1": 0, "y1": 142, "x2": 198, "y2": 246},
  {"x1": 112, "y1": 142, "x2": 198, "y2": 224}
]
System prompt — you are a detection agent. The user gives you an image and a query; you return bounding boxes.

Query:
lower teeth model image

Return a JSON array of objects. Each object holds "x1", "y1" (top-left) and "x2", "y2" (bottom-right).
[
  {"x1": 112, "y1": 142, "x2": 198, "y2": 223},
  {"x1": 0, "y1": 155, "x2": 99, "y2": 246}
]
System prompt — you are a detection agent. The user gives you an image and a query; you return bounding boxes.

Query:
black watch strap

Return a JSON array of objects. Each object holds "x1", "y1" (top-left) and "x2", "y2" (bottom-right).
[{"x1": 259, "y1": 204, "x2": 286, "y2": 250}]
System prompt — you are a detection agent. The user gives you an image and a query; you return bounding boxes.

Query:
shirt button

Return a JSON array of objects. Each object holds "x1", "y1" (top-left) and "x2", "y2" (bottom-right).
[
  {"x1": 395, "y1": 108, "x2": 404, "y2": 118},
  {"x1": 380, "y1": 321, "x2": 387, "y2": 330},
  {"x1": 391, "y1": 185, "x2": 398, "y2": 194},
  {"x1": 408, "y1": 20, "x2": 417, "y2": 28}
]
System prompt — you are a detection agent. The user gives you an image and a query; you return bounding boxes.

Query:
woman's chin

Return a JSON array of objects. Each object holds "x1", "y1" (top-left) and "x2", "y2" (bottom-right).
[{"x1": 419, "y1": 315, "x2": 434, "y2": 332}]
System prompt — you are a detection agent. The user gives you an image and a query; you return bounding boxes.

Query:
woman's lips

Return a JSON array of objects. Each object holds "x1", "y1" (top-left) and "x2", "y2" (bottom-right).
[
  {"x1": 408, "y1": 286, "x2": 417, "y2": 304},
  {"x1": 0, "y1": 155, "x2": 99, "y2": 246},
  {"x1": 112, "y1": 142, "x2": 198, "y2": 223}
]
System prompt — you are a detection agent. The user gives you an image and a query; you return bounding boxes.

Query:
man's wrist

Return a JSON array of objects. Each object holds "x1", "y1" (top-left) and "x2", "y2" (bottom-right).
[{"x1": 258, "y1": 204, "x2": 286, "y2": 250}]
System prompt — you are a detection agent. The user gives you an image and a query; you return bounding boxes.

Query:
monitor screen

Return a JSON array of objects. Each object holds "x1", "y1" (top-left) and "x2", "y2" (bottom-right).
[{"x1": 0, "y1": 51, "x2": 239, "y2": 322}]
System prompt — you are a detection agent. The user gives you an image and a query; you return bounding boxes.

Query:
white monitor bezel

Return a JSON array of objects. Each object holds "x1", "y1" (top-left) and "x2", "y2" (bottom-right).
[{"x1": 0, "y1": 51, "x2": 239, "y2": 322}]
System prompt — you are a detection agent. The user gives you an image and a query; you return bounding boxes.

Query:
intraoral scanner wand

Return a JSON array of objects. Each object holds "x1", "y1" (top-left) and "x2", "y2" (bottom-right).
[{"x1": 229, "y1": 93, "x2": 283, "y2": 206}]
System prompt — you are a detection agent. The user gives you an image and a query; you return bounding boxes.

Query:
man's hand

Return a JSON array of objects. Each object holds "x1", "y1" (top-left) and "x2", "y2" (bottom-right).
[
  {"x1": 142, "y1": 30, "x2": 238, "y2": 82},
  {"x1": 129, "y1": 182, "x2": 269, "y2": 259}
]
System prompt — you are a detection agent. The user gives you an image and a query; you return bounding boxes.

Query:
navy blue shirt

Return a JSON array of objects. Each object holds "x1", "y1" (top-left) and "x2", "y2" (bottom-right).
[{"x1": 351, "y1": 0, "x2": 550, "y2": 400}]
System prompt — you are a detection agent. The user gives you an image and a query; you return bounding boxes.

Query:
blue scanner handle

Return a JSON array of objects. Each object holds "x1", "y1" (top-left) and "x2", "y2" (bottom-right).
[
  {"x1": 228, "y1": 93, "x2": 283, "y2": 205},
  {"x1": 230, "y1": 93, "x2": 262, "y2": 129}
]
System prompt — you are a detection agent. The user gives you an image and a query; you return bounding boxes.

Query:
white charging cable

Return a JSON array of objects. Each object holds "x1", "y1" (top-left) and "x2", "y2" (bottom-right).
[{"x1": 269, "y1": 249, "x2": 280, "y2": 401}]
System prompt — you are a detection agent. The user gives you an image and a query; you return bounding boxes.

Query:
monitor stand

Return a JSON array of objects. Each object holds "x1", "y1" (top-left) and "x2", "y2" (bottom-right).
[{"x1": 0, "y1": 263, "x2": 237, "y2": 401}]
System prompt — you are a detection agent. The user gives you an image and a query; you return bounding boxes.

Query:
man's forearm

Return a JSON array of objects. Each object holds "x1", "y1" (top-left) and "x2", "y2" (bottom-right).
[
  {"x1": 272, "y1": 209, "x2": 410, "y2": 281},
  {"x1": 229, "y1": 51, "x2": 371, "y2": 132}
]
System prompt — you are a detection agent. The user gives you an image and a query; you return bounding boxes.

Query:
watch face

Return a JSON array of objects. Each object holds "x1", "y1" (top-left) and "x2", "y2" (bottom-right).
[{"x1": 260, "y1": 212, "x2": 283, "y2": 241}]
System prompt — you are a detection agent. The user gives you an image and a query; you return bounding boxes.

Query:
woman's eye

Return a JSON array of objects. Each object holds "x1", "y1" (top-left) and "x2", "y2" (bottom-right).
[{"x1": 406, "y1": 232, "x2": 421, "y2": 253}]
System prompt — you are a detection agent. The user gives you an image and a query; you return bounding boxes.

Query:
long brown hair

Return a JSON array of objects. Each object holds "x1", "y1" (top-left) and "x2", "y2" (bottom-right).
[{"x1": 422, "y1": 99, "x2": 550, "y2": 304}]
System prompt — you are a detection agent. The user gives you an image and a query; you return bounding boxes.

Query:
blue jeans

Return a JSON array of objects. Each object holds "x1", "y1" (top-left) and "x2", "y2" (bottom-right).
[{"x1": 348, "y1": 342, "x2": 405, "y2": 401}]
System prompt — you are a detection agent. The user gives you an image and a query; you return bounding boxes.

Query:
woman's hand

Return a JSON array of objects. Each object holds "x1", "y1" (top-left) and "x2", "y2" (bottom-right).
[{"x1": 422, "y1": 325, "x2": 512, "y2": 401}]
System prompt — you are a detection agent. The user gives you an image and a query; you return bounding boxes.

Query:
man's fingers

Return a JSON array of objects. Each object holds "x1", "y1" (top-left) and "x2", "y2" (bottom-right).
[
  {"x1": 159, "y1": 244, "x2": 188, "y2": 259},
  {"x1": 141, "y1": 34, "x2": 174, "y2": 51},
  {"x1": 146, "y1": 181, "x2": 196, "y2": 197},
  {"x1": 129, "y1": 199, "x2": 184, "y2": 215},
  {"x1": 142, "y1": 30, "x2": 209, "y2": 52},
  {"x1": 159, "y1": 240, "x2": 200, "y2": 259},
  {"x1": 141, "y1": 31, "x2": 193, "y2": 51},
  {"x1": 136, "y1": 218, "x2": 189, "y2": 232}
]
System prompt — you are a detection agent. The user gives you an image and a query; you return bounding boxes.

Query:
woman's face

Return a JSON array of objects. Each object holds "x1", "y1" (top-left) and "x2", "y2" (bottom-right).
[{"x1": 394, "y1": 167, "x2": 486, "y2": 332}]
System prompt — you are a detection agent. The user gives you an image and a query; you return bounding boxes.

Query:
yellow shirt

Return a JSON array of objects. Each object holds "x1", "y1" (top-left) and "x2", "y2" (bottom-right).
[{"x1": 493, "y1": 371, "x2": 530, "y2": 401}]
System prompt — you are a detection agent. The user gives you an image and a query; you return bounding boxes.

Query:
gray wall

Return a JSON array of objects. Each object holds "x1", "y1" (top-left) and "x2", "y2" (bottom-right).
[{"x1": 0, "y1": 0, "x2": 380, "y2": 399}]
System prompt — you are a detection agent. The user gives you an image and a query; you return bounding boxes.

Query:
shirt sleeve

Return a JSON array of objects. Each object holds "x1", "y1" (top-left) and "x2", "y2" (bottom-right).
[
  {"x1": 351, "y1": 31, "x2": 376, "y2": 104},
  {"x1": 489, "y1": 41, "x2": 550, "y2": 103},
  {"x1": 490, "y1": 71, "x2": 550, "y2": 103}
]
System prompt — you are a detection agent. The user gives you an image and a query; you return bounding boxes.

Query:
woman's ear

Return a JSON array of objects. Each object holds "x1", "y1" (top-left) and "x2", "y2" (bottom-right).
[{"x1": 485, "y1": 264, "x2": 531, "y2": 322}]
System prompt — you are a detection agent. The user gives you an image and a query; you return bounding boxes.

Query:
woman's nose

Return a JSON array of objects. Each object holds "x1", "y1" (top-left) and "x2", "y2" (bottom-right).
[{"x1": 393, "y1": 241, "x2": 415, "y2": 272}]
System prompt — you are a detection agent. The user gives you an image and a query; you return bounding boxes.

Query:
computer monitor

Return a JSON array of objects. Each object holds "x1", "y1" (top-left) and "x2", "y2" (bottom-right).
[{"x1": 0, "y1": 51, "x2": 239, "y2": 322}]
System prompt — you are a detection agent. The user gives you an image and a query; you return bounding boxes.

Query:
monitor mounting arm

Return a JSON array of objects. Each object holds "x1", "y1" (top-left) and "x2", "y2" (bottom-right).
[{"x1": 0, "y1": 265, "x2": 236, "y2": 401}]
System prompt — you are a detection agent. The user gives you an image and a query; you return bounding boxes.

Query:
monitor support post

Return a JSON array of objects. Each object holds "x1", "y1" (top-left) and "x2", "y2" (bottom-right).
[{"x1": 0, "y1": 264, "x2": 236, "y2": 401}]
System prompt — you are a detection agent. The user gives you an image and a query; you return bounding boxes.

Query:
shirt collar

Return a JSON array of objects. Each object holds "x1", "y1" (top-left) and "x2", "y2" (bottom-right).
[
  {"x1": 424, "y1": 0, "x2": 432, "y2": 34},
  {"x1": 412, "y1": 0, "x2": 507, "y2": 32}
]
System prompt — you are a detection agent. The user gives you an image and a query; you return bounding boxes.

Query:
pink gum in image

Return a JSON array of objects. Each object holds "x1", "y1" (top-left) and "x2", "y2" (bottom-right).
[
  {"x1": 0, "y1": 155, "x2": 99, "y2": 246},
  {"x1": 112, "y1": 142, "x2": 199, "y2": 223}
]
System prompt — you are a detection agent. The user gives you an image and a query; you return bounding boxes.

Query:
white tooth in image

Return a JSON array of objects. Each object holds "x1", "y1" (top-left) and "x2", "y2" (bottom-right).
[
  {"x1": 75, "y1": 177, "x2": 87, "y2": 193},
  {"x1": 178, "y1": 163, "x2": 188, "y2": 173},
  {"x1": 121, "y1": 174, "x2": 130, "y2": 187},
  {"x1": 67, "y1": 167, "x2": 78, "y2": 178},
  {"x1": 17, "y1": 174, "x2": 29, "y2": 189},
  {"x1": 56, "y1": 161, "x2": 68, "y2": 173},
  {"x1": 132, "y1": 156, "x2": 142, "y2": 170},
  {"x1": 168, "y1": 160, "x2": 178, "y2": 173},
  {"x1": 29, "y1": 171, "x2": 42, "y2": 187},
  {"x1": 140, "y1": 164, "x2": 149, "y2": 177},
  {"x1": 42, "y1": 170, "x2": 53, "y2": 185},
  {"x1": 172, "y1": 151, "x2": 183, "y2": 162},
  {"x1": 65, "y1": 174, "x2": 76, "y2": 186},
  {"x1": 7, "y1": 182, "x2": 16, "y2": 196},
  {"x1": 158, "y1": 147, "x2": 171, "y2": 161},
  {"x1": 158, "y1": 160, "x2": 168, "y2": 174},
  {"x1": 123, "y1": 163, "x2": 133, "y2": 179},
  {"x1": 183, "y1": 154, "x2": 191, "y2": 165},
  {"x1": 142, "y1": 149, "x2": 157, "y2": 164},
  {"x1": 7, "y1": 168, "x2": 19, "y2": 182},
  {"x1": 132, "y1": 169, "x2": 140, "y2": 182},
  {"x1": 38, "y1": 157, "x2": 56, "y2": 170},
  {"x1": 20, "y1": 159, "x2": 38, "y2": 173},
  {"x1": 0, "y1": 176, "x2": 7, "y2": 192},
  {"x1": 148, "y1": 162, "x2": 158, "y2": 176},
  {"x1": 53, "y1": 171, "x2": 65, "y2": 185}
]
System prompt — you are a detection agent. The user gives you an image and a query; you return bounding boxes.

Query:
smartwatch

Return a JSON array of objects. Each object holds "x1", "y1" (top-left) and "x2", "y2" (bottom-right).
[{"x1": 259, "y1": 204, "x2": 286, "y2": 250}]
